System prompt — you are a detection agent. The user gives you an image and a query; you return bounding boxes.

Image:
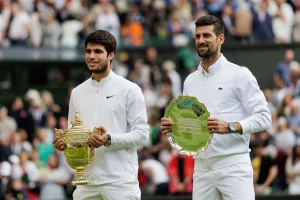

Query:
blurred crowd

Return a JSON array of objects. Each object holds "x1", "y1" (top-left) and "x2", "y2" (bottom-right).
[
  {"x1": 1, "y1": 46, "x2": 300, "y2": 199},
  {"x1": 1, "y1": 0, "x2": 300, "y2": 199},
  {"x1": 1, "y1": 0, "x2": 300, "y2": 49}
]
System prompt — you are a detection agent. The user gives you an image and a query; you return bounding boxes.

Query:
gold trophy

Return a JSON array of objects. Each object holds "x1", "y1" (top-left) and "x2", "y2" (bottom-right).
[{"x1": 54, "y1": 112, "x2": 101, "y2": 185}]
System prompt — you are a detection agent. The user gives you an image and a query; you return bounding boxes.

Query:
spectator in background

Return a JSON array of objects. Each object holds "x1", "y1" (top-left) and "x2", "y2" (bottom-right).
[
  {"x1": 42, "y1": 9, "x2": 61, "y2": 49},
  {"x1": 292, "y1": 0, "x2": 300, "y2": 42},
  {"x1": 0, "y1": 161, "x2": 13, "y2": 199},
  {"x1": 0, "y1": 105, "x2": 17, "y2": 162},
  {"x1": 277, "y1": 93, "x2": 293, "y2": 118},
  {"x1": 234, "y1": 3, "x2": 253, "y2": 43},
  {"x1": 166, "y1": 11, "x2": 188, "y2": 47},
  {"x1": 96, "y1": 3, "x2": 120, "y2": 45},
  {"x1": 139, "y1": 147, "x2": 169, "y2": 195},
  {"x1": 39, "y1": 154, "x2": 70, "y2": 200},
  {"x1": 285, "y1": 144, "x2": 300, "y2": 194},
  {"x1": 127, "y1": 58, "x2": 147, "y2": 88},
  {"x1": 275, "y1": 49, "x2": 295, "y2": 87},
  {"x1": 44, "y1": 115, "x2": 57, "y2": 143},
  {"x1": 19, "y1": 0, "x2": 35, "y2": 13},
  {"x1": 0, "y1": 0, "x2": 11, "y2": 47},
  {"x1": 204, "y1": 0, "x2": 223, "y2": 16},
  {"x1": 144, "y1": 47, "x2": 162, "y2": 92},
  {"x1": 291, "y1": 61, "x2": 300, "y2": 96},
  {"x1": 28, "y1": 5, "x2": 42, "y2": 48},
  {"x1": 286, "y1": 99, "x2": 300, "y2": 138},
  {"x1": 34, "y1": 128, "x2": 55, "y2": 165},
  {"x1": 272, "y1": 0, "x2": 294, "y2": 43},
  {"x1": 10, "y1": 130, "x2": 33, "y2": 156},
  {"x1": 167, "y1": 154, "x2": 194, "y2": 195},
  {"x1": 18, "y1": 151, "x2": 40, "y2": 199},
  {"x1": 271, "y1": 74, "x2": 289, "y2": 108},
  {"x1": 120, "y1": 13, "x2": 144, "y2": 47},
  {"x1": 8, "y1": 2, "x2": 30, "y2": 46},
  {"x1": 6, "y1": 179, "x2": 29, "y2": 200},
  {"x1": 252, "y1": 0, "x2": 274, "y2": 42},
  {"x1": 162, "y1": 60, "x2": 182, "y2": 98},
  {"x1": 24, "y1": 89, "x2": 47, "y2": 131},
  {"x1": 273, "y1": 116, "x2": 296, "y2": 151},
  {"x1": 252, "y1": 142, "x2": 278, "y2": 195},
  {"x1": 219, "y1": 3, "x2": 236, "y2": 41},
  {"x1": 40, "y1": 90, "x2": 61, "y2": 119},
  {"x1": 60, "y1": 16, "x2": 85, "y2": 49},
  {"x1": 30, "y1": 149, "x2": 47, "y2": 173},
  {"x1": 112, "y1": 51, "x2": 130, "y2": 78},
  {"x1": 288, "y1": 61, "x2": 300, "y2": 93},
  {"x1": 8, "y1": 97, "x2": 28, "y2": 134}
]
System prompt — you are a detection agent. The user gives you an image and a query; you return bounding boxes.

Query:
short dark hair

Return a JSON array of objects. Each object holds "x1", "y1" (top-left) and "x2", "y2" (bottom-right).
[
  {"x1": 195, "y1": 15, "x2": 224, "y2": 36},
  {"x1": 85, "y1": 30, "x2": 117, "y2": 55}
]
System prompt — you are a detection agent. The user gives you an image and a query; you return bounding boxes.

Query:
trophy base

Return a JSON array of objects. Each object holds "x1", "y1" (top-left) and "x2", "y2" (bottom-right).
[{"x1": 71, "y1": 180, "x2": 91, "y2": 186}]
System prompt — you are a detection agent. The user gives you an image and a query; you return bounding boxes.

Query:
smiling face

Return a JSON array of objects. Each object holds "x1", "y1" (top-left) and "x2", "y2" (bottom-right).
[
  {"x1": 85, "y1": 43, "x2": 114, "y2": 74},
  {"x1": 195, "y1": 25, "x2": 224, "y2": 58}
]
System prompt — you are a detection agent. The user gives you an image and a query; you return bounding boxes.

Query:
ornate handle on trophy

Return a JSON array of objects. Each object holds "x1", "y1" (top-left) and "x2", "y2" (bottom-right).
[
  {"x1": 93, "y1": 127, "x2": 102, "y2": 135},
  {"x1": 55, "y1": 129, "x2": 64, "y2": 137}
]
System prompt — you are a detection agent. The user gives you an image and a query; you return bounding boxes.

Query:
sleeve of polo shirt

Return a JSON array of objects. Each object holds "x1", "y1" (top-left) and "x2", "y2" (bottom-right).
[
  {"x1": 237, "y1": 67, "x2": 272, "y2": 134},
  {"x1": 109, "y1": 84, "x2": 150, "y2": 148}
]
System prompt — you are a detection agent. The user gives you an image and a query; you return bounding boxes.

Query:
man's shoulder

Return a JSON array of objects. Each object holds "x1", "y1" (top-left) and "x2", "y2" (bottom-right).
[
  {"x1": 72, "y1": 79, "x2": 91, "y2": 93},
  {"x1": 226, "y1": 60, "x2": 243, "y2": 70},
  {"x1": 115, "y1": 74, "x2": 139, "y2": 89},
  {"x1": 226, "y1": 61, "x2": 252, "y2": 75},
  {"x1": 185, "y1": 70, "x2": 199, "y2": 81}
]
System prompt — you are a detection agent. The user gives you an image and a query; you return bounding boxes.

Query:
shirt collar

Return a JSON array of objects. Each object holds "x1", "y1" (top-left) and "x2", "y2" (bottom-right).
[
  {"x1": 90, "y1": 70, "x2": 115, "y2": 87},
  {"x1": 198, "y1": 54, "x2": 227, "y2": 76}
]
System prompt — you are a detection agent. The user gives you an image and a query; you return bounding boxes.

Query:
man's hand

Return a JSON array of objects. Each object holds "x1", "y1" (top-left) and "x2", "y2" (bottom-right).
[
  {"x1": 160, "y1": 117, "x2": 173, "y2": 135},
  {"x1": 207, "y1": 117, "x2": 229, "y2": 134},
  {"x1": 88, "y1": 126, "x2": 108, "y2": 148},
  {"x1": 52, "y1": 129, "x2": 66, "y2": 151}
]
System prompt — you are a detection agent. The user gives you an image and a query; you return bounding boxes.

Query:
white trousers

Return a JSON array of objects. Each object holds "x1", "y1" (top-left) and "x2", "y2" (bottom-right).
[
  {"x1": 73, "y1": 180, "x2": 141, "y2": 200},
  {"x1": 193, "y1": 163, "x2": 255, "y2": 200}
]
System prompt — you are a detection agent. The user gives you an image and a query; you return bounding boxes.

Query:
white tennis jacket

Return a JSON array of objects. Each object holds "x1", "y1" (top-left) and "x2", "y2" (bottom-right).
[{"x1": 68, "y1": 70, "x2": 149, "y2": 184}]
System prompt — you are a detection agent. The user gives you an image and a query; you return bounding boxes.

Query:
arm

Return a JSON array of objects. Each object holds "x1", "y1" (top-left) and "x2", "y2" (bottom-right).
[
  {"x1": 262, "y1": 165, "x2": 278, "y2": 188},
  {"x1": 285, "y1": 157, "x2": 300, "y2": 177},
  {"x1": 110, "y1": 85, "x2": 149, "y2": 148},
  {"x1": 237, "y1": 67, "x2": 272, "y2": 134}
]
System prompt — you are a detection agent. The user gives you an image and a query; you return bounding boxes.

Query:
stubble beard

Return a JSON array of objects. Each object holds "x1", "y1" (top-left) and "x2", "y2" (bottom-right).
[
  {"x1": 197, "y1": 46, "x2": 216, "y2": 58},
  {"x1": 197, "y1": 46, "x2": 218, "y2": 63},
  {"x1": 89, "y1": 62, "x2": 108, "y2": 74}
]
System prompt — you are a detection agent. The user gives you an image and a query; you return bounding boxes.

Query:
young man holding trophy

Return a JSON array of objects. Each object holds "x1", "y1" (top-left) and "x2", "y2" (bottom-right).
[
  {"x1": 161, "y1": 15, "x2": 272, "y2": 200},
  {"x1": 53, "y1": 30, "x2": 149, "y2": 199}
]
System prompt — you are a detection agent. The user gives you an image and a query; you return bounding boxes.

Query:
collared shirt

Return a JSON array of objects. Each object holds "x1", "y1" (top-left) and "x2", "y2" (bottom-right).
[
  {"x1": 68, "y1": 70, "x2": 149, "y2": 185},
  {"x1": 183, "y1": 55, "x2": 271, "y2": 165}
]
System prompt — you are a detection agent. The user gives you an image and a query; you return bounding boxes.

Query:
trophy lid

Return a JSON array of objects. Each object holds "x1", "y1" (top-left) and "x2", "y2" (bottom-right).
[
  {"x1": 66, "y1": 112, "x2": 91, "y2": 133},
  {"x1": 71, "y1": 112, "x2": 83, "y2": 128},
  {"x1": 63, "y1": 112, "x2": 92, "y2": 136}
]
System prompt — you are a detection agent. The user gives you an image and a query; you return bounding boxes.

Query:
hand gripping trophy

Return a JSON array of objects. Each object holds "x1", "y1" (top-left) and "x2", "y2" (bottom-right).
[{"x1": 54, "y1": 112, "x2": 101, "y2": 185}]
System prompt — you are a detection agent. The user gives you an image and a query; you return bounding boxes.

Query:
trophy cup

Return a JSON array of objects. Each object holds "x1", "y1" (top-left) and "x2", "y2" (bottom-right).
[
  {"x1": 54, "y1": 112, "x2": 101, "y2": 185},
  {"x1": 164, "y1": 95, "x2": 212, "y2": 156}
]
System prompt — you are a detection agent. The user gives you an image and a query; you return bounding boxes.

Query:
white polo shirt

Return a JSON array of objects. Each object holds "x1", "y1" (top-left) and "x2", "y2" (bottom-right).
[{"x1": 68, "y1": 70, "x2": 149, "y2": 185}]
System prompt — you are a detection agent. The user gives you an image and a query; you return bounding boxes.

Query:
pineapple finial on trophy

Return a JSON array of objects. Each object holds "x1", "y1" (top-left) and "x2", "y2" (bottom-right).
[{"x1": 71, "y1": 112, "x2": 83, "y2": 128}]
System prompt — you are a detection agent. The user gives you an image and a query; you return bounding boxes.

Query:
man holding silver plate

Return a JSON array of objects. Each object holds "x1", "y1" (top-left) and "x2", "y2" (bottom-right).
[{"x1": 161, "y1": 15, "x2": 272, "y2": 200}]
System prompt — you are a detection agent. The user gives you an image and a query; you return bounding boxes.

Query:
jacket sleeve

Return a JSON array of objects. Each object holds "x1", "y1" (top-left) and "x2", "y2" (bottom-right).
[
  {"x1": 237, "y1": 67, "x2": 272, "y2": 134},
  {"x1": 109, "y1": 84, "x2": 150, "y2": 148}
]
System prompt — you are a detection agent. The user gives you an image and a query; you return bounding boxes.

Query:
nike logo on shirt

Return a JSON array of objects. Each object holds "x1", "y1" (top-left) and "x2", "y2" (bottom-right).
[{"x1": 106, "y1": 95, "x2": 115, "y2": 99}]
